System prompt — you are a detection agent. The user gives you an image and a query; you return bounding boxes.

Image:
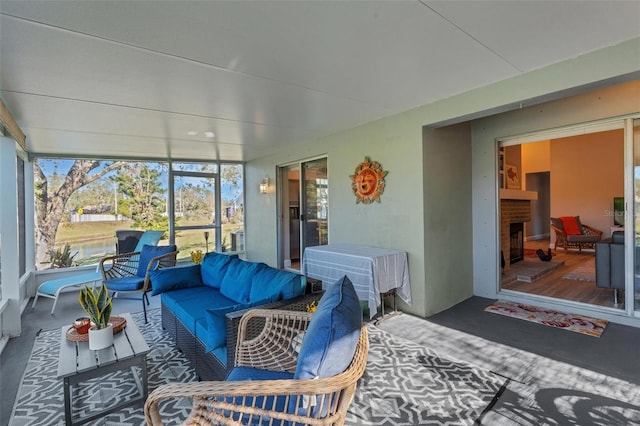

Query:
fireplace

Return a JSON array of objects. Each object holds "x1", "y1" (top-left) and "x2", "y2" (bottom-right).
[
  {"x1": 500, "y1": 194, "x2": 535, "y2": 271},
  {"x1": 510, "y1": 222, "x2": 524, "y2": 264}
]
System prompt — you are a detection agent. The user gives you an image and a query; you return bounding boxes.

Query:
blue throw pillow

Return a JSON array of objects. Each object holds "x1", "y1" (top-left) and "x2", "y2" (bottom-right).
[
  {"x1": 289, "y1": 275, "x2": 362, "y2": 418},
  {"x1": 220, "y1": 259, "x2": 267, "y2": 304},
  {"x1": 205, "y1": 305, "x2": 240, "y2": 353},
  {"x1": 294, "y1": 275, "x2": 361, "y2": 380},
  {"x1": 200, "y1": 252, "x2": 237, "y2": 289},
  {"x1": 149, "y1": 264, "x2": 203, "y2": 296},
  {"x1": 136, "y1": 244, "x2": 176, "y2": 277},
  {"x1": 249, "y1": 267, "x2": 304, "y2": 304}
]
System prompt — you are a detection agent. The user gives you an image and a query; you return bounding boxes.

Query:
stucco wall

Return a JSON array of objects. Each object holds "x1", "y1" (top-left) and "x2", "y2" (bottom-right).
[
  {"x1": 423, "y1": 124, "x2": 473, "y2": 311},
  {"x1": 472, "y1": 80, "x2": 640, "y2": 320},
  {"x1": 246, "y1": 38, "x2": 640, "y2": 318},
  {"x1": 247, "y1": 116, "x2": 427, "y2": 317}
]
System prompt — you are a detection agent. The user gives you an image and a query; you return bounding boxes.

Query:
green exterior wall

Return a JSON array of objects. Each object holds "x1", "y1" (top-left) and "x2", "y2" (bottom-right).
[{"x1": 246, "y1": 37, "x2": 640, "y2": 319}]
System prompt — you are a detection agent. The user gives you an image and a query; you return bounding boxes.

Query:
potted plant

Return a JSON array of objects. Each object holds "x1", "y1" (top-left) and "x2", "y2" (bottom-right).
[{"x1": 78, "y1": 283, "x2": 114, "y2": 350}]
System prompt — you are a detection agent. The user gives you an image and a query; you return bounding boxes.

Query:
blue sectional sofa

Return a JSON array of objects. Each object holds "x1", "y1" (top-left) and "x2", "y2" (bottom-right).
[{"x1": 149, "y1": 251, "x2": 308, "y2": 380}]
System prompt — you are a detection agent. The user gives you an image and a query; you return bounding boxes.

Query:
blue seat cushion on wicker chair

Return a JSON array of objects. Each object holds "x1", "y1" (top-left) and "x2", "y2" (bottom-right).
[
  {"x1": 149, "y1": 264, "x2": 203, "y2": 296},
  {"x1": 136, "y1": 244, "x2": 177, "y2": 277},
  {"x1": 227, "y1": 367, "x2": 294, "y2": 381},
  {"x1": 226, "y1": 367, "x2": 294, "y2": 418},
  {"x1": 104, "y1": 275, "x2": 145, "y2": 291},
  {"x1": 201, "y1": 252, "x2": 238, "y2": 289}
]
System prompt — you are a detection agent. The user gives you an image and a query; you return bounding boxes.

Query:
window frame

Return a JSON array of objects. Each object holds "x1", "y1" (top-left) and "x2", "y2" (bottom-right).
[{"x1": 169, "y1": 161, "x2": 244, "y2": 254}]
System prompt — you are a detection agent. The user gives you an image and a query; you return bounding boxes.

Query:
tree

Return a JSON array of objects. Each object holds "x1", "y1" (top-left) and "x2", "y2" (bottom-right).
[
  {"x1": 113, "y1": 162, "x2": 168, "y2": 230},
  {"x1": 34, "y1": 160, "x2": 125, "y2": 266}
]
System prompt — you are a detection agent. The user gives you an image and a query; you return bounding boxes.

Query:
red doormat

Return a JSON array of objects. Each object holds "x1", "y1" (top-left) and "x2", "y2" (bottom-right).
[{"x1": 485, "y1": 300, "x2": 607, "y2": 337}]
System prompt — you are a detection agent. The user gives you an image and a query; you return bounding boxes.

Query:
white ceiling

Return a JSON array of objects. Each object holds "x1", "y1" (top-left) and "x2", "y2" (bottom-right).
[{"x1": 1, "y1": 1, "x2": 639, "y2": 162}]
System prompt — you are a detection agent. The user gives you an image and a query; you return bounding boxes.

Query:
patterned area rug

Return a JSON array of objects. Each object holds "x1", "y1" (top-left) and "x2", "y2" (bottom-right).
[
  {"x1": 485, "y1": 300, "x2": 607, "y2": 337},
  {"x1": 11, "y1": 310, "x2": 505, "y2": 426},
  {"x1": 10, "y1": 309, "x2": 195, "y2": 425},
  {"x1": 562, "y1": 257, "x2": 596, "y2": 282},
  {"x1": 346, "y1": 325, "x2": 506, "y2": 425}
]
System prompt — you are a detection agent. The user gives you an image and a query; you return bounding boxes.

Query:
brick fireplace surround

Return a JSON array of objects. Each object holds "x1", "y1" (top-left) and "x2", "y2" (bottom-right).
[{"x1": 501, "y1": 199, "x2": 532, "y2": 271}]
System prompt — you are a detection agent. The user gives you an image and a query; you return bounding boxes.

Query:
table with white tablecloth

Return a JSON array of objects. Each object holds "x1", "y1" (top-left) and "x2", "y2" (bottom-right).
[{"x1": 301, "y1": 244, "x2": 411, "y2": 318}]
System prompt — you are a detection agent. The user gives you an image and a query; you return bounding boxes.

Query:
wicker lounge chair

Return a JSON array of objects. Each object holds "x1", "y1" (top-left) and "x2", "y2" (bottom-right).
[
  {"x1": 145, "y1": 308, "x2": 369, "y2": 426},
  {"x1": 100, "y1": 244, "x2": 177, "y2": 323},
  {"x1": 550, "y1": 216, "x2": 603, "y2": 253},
  {"x1": 32, "y1": 230, "x2": 164, "y2": 315}
]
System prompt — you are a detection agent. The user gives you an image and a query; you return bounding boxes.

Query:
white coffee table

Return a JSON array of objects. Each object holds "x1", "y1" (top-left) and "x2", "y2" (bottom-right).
[{"x1": 57, "y1": 312, "x2": 150, "y2": 426}]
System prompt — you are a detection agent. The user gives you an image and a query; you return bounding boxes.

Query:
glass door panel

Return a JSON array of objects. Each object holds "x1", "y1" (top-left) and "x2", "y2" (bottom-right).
[
  {"x1": 301, "y1": 158, "x2": 328, "y2": 252},
  {"x1": 278, "y1": 164, "x2": 301, "y2": 270},
  {"x1": 634, "y1": 119, "x2": 640, "y2": 313}
]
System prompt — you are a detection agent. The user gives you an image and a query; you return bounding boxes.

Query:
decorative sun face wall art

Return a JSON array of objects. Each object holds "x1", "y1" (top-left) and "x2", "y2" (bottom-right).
[{"x1": 350, "y1": 156, "x2": 388, "y2": 204}]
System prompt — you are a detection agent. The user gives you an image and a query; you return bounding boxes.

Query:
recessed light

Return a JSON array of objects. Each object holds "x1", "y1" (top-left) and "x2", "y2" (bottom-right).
[
  {"x1": 204, "y1": 132, "x2": 215, "y2": 138},
  {"x1": 187, "y1": 131, "x2": 198, "y2": 136}
]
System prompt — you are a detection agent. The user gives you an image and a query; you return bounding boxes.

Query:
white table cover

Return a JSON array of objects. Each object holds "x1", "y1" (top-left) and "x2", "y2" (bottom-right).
[{"x1": 302, "y1": 244, "x2": 411, "y2": 318}]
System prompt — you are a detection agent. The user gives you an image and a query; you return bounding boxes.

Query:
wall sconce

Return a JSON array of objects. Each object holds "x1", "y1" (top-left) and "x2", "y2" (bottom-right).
[{"x1": 259, "y1": 177, "x2": 270, "y2": 194}]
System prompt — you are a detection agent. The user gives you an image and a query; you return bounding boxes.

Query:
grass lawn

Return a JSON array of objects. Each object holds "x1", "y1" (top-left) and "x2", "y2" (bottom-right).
[
  {"x1": 56, "y1": 220, "x2": 135, "y2": 243},
  {"x1": 54, "y1": 220, "x2": 244, "y2": 265}
]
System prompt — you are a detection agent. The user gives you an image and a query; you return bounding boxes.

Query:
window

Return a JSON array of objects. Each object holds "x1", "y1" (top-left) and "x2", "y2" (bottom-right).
[
  {"x1": 33, "y1": 158, "x2": 244, "y2": 268},
  {"x1": 34, "y1": 159, "x2": 169, "y2": 269},
  {"x1": 171, "y1": 162, "x2": 244, "y2": 259}
]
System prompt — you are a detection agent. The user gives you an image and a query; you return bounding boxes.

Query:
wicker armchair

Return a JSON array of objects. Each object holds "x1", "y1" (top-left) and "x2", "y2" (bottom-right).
[
  {"x1": 550, "y1": 216, "x2": 603, "y2": 253},
  {"x1": 100, "y1": 244, "x2": 177, "y2": 322},
  {"x1": 145, "y1": 308, "x2": 369, "y2": 426}
]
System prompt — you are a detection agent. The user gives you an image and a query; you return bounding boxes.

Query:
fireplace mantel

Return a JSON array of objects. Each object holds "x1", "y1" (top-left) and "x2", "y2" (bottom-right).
[{"x1": 500, "y1": 189, "x2": 538, "y2": 201}]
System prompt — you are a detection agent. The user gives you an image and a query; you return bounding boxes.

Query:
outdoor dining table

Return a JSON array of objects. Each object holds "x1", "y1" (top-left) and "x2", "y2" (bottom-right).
[{"x1": 301, "y1": 244, "x2": 411, "y2": 318}]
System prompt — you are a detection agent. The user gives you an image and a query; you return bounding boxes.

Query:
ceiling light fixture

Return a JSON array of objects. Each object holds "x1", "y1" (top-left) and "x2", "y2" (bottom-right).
[
  {"x1": 204, "y1": 132, "x2": 215, "y2": 138},
  {"x1": 187, "y1": 131, "x2": 198, "y2": 136}
]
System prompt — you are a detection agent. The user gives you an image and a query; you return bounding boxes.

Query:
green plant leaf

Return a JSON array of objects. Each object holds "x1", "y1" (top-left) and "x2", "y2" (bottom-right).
[{"x1": 78, "y1": 283, "x2": 112, "y2": 329}]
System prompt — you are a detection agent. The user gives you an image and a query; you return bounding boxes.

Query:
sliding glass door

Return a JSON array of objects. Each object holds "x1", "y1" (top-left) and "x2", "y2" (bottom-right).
[
  {"x1": 301, "y1": 157, "x2": 328, "y2": 251},
  {"x1": 277, "y1": 157, "x2": 328, "y2": 271},
  {"x1": 633, "y1": 119, "x2": 640, "y2": 314}
]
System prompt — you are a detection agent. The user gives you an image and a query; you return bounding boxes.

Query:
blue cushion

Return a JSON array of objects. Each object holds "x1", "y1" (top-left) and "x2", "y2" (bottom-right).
[
  {"x1": 220, "y1": 259, "x2": 267, "y2": 304},
  {"x1": 161, "y1": 286, "x2": 218, "y2": 312},
  {"x1": 133, "y1": 230, "x2": 164, "y2": 252},
  {"x1": 136, "y1": 244, "x2": 176, "y2": 277},
  {"x1": 227, "y1": 367, "x2": 294, "y2": 381},
  {"x1": 200, "y1": 252, "x2": 238, "y2": 289},
  {"x1": 149, "y1": 264, "x2": 203, "y2": 296},
  {"x1": 211, "y1": 346, "x2": 228, "y2": 366},
  {"x1": 249, "y1": 267, "x2": 305, "y2": 304},
  {"x1": 290, "y1": 276, "x2": 361, "y2": 418},
  {"x1": 38, "y1": 272, "x2": 102, "y2": 296},
  {"x1": 170, "y1": 292, "x2": 237, "y2": 334},
  {"x1": 105, "y1": 275, "x2": 144, "y2": 291},
  {"x1": 226, "y1": 367, "x2": 293, "y2": 419},
  {"x1": 294, "y1": 275, "x2": 361, "y2": 380},
  {"x1": 204, "y1": 305, "x2": 241, "y2": 352}
]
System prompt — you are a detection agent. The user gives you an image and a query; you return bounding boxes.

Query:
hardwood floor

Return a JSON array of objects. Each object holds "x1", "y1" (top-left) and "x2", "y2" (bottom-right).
[{"x1": 501, "y1": 238, "x2": 624, "y2": 309}]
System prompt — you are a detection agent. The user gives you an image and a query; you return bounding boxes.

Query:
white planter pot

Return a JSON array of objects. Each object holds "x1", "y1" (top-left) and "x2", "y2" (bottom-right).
[{"x1": 88, "y1": 323, "x2": 113, "y2": 350}]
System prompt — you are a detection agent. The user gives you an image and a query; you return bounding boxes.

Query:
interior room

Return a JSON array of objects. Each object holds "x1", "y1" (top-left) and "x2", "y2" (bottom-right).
[
  {"x1": 1, "y1": 1, "x2": 640, "y2": 425},
  {"x1": 500, "y1": 129, "x2": 626, "y2": 309}
]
